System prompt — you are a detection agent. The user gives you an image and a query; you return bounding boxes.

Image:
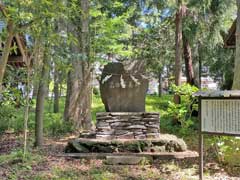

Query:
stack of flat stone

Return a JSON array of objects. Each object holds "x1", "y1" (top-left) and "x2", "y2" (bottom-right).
[{"x1": 96, "y1": 112, "x2": 160, "y2": 140}]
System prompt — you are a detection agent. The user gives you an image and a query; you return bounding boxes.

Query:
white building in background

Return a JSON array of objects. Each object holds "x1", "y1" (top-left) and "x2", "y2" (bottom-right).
[
  {"x1": 200, "y1": 76, "x2": 218, "y2": 90},
  {"x1": 180, "y1": 76, "x2": 218, "y2": 90},
  {"x1": 147, "y1": 78, "x2": 158, "y2": 95},
  {"x1": 147, "y1": 76, "x2": 219, "y2": 95}
]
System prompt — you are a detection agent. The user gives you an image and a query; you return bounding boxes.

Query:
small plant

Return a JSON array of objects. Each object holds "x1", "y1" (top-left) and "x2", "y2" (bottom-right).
[
  {"x1": 166, "y1": 83, "x2": 199, "y2": 133},
  {"x1": 215, "y1": 136, "x2": 240, "y2": 166},
  {"x1": 44, "y1": 113, "x2": 74, "y2": 136}
]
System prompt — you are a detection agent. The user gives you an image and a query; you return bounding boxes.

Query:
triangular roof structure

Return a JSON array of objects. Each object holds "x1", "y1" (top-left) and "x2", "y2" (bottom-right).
[
  {"x1": 0, "y1": 3, "x2": 29, "y2": 68},
  {"x1": 0, "y1": 21, "x2": 28, "y2": 67}
]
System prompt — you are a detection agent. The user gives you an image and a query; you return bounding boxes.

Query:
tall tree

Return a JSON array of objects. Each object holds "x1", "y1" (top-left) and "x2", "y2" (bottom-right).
[
  {"x1": 53, "y1": 64, "x2": 59, "y2": 113},
  {"x1": 174, "y1": 0, "x2": 184, "y2": 104},
  {"x1": 233, "y1": 0, "x2": 240, "y2": 89},
  {"x1": 183, "y1": 33, "x2": 195, "y2": 85},
  {"x1": 64, "y1": 0, "x2": 92, "y2": 130},
  {"x1": 35, "y1": 48, "x2": 50, "y2": 147}
]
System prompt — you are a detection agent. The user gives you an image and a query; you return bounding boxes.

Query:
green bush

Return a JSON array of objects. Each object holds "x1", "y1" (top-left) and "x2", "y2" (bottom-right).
[
  {"x1": 44, "y1": 113, "x2": 74, "y2": 136},
  {"x1": 0, "y1": 105, "x2": 24, "y2": 133},
  {"x1": 166, "y1": 83, "x2": 199, "y2": 134},
  {"x1": 215, "y1": 137, "x2": 240, "y2": 166}
]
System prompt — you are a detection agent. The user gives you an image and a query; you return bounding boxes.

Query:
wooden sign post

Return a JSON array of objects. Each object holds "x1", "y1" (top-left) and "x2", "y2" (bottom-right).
[{"x1": 195, "y1": 91, "x2": 240, "y2": 180}]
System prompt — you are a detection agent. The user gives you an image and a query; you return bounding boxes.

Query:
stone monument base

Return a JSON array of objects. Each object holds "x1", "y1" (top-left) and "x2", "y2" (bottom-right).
[
  {"x1": 65, "y1": 112, "x2": 196, "y2": 161},
  {"x1": 96, "y1": 112, "x2": 160, "y2": 140},
  {"x1": 65, "y1": 134, "x2": 187, "y2": 154}
]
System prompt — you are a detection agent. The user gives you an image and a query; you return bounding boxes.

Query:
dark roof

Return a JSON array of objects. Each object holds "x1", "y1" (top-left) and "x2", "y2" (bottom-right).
[
  {"x1": 224, "y1": 19, "x2": 236, "y2": 49},
  {"x1": 194, "y1": 90, "x2": 240, "y2": 97}
]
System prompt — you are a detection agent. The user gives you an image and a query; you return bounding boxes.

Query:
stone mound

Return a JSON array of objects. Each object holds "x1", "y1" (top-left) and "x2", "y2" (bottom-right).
[
  {"x1": 95, "y1": 112, "x2": 160, "y2": 140},
  {"x1": 65, "y1": 134, "x2": 187, "y2": 153}
]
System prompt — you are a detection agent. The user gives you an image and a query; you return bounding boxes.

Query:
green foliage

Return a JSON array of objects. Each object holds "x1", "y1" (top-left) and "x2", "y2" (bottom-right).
[
  {"x1": 215, "y1": 137, "x2": 240, "y2": 166},
  {"x1": 91, "y1": 95, "x2": 105, "y2": 124},
  {"x1": 0, "y1": 85, "x2": 26, "y2": 133},
  {"x1": 90, "y1": 0, "x2": 134, "y2": 60},
  {"x1": 166, "y1": 84, "x2": 199, "y2": 134},
  {"x1": 0, "y1": 105, "x2": 24, "y2": 133},
  {"x1": 170, "y1": 83, "x2": 199, "y2": 96},
  {"x1": 44, "y1": 113, "x2": 74, "y2": 136},
  {"x1": 0, "y1": 149, "x2": 44, "y2": 180}
]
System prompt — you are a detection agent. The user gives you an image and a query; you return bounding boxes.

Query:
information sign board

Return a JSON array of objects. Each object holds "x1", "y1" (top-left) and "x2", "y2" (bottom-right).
[
  {"x1": 201, "y1": 99, "x2": 240, "y2": 135},
  {"x1": 194, "y1": 90, "x2": 240, "y2": 180}
]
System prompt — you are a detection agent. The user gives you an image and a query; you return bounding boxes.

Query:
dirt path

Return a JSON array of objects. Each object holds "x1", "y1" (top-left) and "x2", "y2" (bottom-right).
[{"x1": 0, "y1": 133, "x2": 239, "y2": 180}]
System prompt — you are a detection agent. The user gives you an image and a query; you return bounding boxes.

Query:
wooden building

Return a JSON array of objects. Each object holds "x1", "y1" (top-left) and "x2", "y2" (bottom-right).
[
  {"x1": 5, "y1": 34, "x2": 29, "y2": 67},
  {"x1": 0, "y1": 20, "x2": 29, "y2": 68}
]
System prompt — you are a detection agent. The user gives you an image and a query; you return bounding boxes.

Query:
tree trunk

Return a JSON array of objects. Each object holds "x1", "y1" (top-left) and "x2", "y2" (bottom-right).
[
  {"x1": 35, "y1": 50, "x2": 50, "y2": 147},
  {"x1": 23, "y1": 64, "x2": 31, "y2": 156},
  {"x1": 174, "y1": 1, "x2": 183, "y2": 104},
  {"x1": 183, "y1": 35, "x2": 195, "y2": 85},
  {"x1": 232, "y1": 0, "x2": 240, "y2": 89},
  {"x1": 53, "y1": 65, "x2": 59, "y2": 113},
  {"x1": 0, "y1": 22, "x2": 14, "y2": 91},
  {"x1": 64, "y1": 0, "x2": 92, "y2": 130},
  {"x1": 32, "y1": 39, "x2": 44, "y2": 97},
  {"x1": 158, "y1": 72, "x2": 163, "y2": 97}
]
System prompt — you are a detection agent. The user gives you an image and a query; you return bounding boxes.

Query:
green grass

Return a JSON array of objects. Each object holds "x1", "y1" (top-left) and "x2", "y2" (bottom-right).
[
  {"x1": 0, "y1": 94, "x2": 173, "y2": 135},
  {"x1": 91, "y1": 95, "x2": 105, "y2": 123}
]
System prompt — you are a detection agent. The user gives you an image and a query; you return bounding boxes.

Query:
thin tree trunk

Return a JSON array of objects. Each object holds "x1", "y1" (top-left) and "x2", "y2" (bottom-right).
[
  {"x1": 174, "y1": 1, "x2": 183, "y2": 104},
  {"x1": 198, "y1": 43, "x2": 202, "y2": 89},
  {"x1": 64, "y1": 0, "x2": 92, "y2": 130},
  {"x1": 0, "y1": 22, "x2": 14, "y2": 91},
  {"x1": 158, "y1": 72, "x2": 163, "y2": 97},
  {"x1": 64, "y1": 72, "x2": 71, "y2": 120},
  {"x1": 53, "y1": 65, "x2": 59, "y2": 113},
  {"x1": 233, "y1": 0, "x2": 240, "y2": 89},
  {"x1": 23, "y1": 64, "x2": 30, "y2": 157},
  {"x1": 32, "y1": 39, "x2": 43, "y2": 97},
  {"x1": 183, "y1": 35, "x2": 195, "y2": 85},
  {"x1": 35, "y1": 51, "x2": 50, "y2": 147}
]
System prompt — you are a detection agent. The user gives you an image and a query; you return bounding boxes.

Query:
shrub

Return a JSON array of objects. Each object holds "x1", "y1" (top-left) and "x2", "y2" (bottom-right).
[
  {"x1": 44, "y1": 113, "x2": 74, "y2": 136},
  {"x1": 215, "y1": 136, "x2": 240, "y2": 166},
  {"x1": 166, "y1": 83, "x2": 199, "y2": 133}
]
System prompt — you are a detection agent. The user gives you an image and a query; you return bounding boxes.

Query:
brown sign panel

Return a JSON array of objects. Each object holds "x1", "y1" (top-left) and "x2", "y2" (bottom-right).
[{"x1": 201, "y1": 99, "x2": 240, "y2": 135}]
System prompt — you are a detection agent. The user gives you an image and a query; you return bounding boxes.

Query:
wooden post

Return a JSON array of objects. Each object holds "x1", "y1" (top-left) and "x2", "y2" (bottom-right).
[
  {"x1": 199, "y1": 133, "x2": 203, "y2": 180},
  {"x1": 199, "y1": 97, "x2": 203, "y2": 180}
]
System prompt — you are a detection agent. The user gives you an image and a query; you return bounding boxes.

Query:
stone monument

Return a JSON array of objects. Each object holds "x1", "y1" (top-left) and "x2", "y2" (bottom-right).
[
  {"x1": 100, "y1": 61, "x2": 148, "y2": 112},
  {"x1": 96, "y1": 61, "x2": 161, "y2": 139},
  {"x1": 65, "y1": 61, "x2": 191, "y2": 160}
]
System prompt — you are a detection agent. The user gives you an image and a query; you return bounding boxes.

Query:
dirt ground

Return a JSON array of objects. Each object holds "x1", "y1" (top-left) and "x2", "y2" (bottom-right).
[{"x1": 0, "y1": 133, "x2": 240, "y2": 180}]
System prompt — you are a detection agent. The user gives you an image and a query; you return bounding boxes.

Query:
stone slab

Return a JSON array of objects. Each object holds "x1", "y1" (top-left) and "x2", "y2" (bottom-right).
[
  {"x1": 61, "y1": 151, "x2": 199, "y2": 160},
  {"x1": 65, "y1": 134, "x2": 187, "y2": 153},
  {"x1": 105, "y1": 156, "x2": 152, "y2": 165}
]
